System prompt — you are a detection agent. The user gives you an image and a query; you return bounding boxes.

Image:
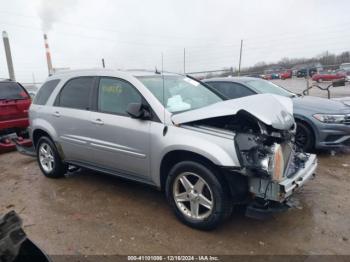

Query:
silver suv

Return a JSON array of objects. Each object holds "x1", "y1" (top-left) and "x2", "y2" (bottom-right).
[{"x1": 29, "y1": 69, "x2": 317, "y2": 229}]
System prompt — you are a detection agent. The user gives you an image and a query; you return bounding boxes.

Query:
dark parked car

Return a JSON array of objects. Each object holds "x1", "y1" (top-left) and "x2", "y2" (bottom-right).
[
  {"x1": 296, "y1": 68, "x2": 317, "y2": 78},
  {"x1": 204, "y1": 77, "x2": 350, "y2": 151}
]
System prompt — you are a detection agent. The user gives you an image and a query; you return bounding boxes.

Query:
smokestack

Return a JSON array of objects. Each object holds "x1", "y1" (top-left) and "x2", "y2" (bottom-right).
[
  {"x1": 43, "y1": 34, "x2": 53, "y2": 75},
  {"x1": 2, "y1": 31, "x2": 16, "y2": 81}
]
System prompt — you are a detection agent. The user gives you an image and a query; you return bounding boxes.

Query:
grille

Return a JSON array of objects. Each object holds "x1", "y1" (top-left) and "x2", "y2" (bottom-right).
[
  {"x1": 344, "y1": 115, "x2": 350, "y2": 125},
  {"x1": 344, "y1": 138, "x2": 350, "y2": 146},
  {"x1": 325, "y1": 134, "x2": 344, "y2": 142}
]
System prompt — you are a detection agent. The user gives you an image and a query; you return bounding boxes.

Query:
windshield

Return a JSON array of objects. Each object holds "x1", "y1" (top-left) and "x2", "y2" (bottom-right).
[
  {"x1": 0, "y1": 82, "x2": 29, "y2": 100},
  {"x1": 137, "y1": 75, "x2": 223, "y2": 113},
  {"x1": 246, "y1": 79, "x2": 295, "y2": 98}
]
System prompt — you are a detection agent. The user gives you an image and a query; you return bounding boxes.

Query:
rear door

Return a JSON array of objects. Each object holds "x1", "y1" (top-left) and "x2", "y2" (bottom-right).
[
  {"x1": 0, "y1": 82, "x2": 31, "y2": 130},
  {"x1": 48, "y1": 77, "x2": 97, "y2": 163}
]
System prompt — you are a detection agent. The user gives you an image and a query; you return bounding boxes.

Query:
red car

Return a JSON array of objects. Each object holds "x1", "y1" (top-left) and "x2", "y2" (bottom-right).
[
  {"x1": 311, "y1": 71, "x2": 346, "y2": 82},
  {"x1": 0, "y1": 80, "x2": 32, "y2": 152},
  {"x1": 279, "y1": 70, "x2": 292, "y2": 80}
]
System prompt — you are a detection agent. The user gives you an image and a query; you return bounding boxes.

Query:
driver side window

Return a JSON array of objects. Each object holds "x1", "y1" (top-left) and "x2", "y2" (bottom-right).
[{"x1": 98, "y1": 77, "x2": 142, "y2": 116}]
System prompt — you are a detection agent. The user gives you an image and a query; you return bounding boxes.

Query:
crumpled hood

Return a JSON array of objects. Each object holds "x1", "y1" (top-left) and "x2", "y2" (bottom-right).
[
  {"x1": 293, "y1": 96, "x2": 350, "y2": 113},
  {"x1": 172, "y1": 94, "x2": 294, "y2": 130}
]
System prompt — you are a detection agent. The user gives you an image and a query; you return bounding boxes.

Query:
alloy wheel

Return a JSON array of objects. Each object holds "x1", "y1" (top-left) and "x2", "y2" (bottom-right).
[
  {"x1": 173, "y1": 172, "x2": 214, "y2": 220},
  {"x1": 38, "y1": 142, "x2": 55, "y2": 173}
]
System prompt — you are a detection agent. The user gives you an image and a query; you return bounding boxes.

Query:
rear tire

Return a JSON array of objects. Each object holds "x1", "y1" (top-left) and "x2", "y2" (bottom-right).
[
  {"x1": 36, "y1": 136, "x2": 67, "y2": 178},
  {"x1": 295, "y1": 121, "x2": 314, "y2": 152},
  {"x1": 165, "y1": 161, "x2": 232, "y2": 230}
]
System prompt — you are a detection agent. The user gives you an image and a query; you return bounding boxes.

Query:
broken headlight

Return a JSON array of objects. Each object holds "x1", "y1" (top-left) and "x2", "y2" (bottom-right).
[
  {"x1": 270, "y1": 144, "x2": 285, "y2": 182},
  {"x1": 236, "y1": 133, "x2": 285, "y2": 181},
  {"x1": 255, "y1": 143, "x2": 285, "y2": 181}
]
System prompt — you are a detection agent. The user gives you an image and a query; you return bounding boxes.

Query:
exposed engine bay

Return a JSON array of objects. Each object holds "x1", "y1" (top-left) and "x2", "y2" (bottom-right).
[{"x1": 188, "y1": 111, "x2": 310, "y2": 182}]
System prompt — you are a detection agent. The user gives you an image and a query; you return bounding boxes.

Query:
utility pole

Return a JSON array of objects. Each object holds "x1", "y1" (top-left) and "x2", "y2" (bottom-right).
[
  {"x1": 2, "y1": 31, "x2": 15, "y2": 81},
  {"x1": 306, "y1": 67, "x2": 310, "y2": 95},
  {"x1": 32, "y1": 72, "x2": 36, "y2": 84},
  {"x1": 238, "y1": 39, "x2": 243, "y2": 76},
  {"x1": 183, "y1": 48, "x2": 186, "y2": 74},
  {"x1": 102, "y1": 58, "x2": 105, "y2": 68},
  {"x1": 161, "y1": 52, "x2": 164, "y2": 73}
]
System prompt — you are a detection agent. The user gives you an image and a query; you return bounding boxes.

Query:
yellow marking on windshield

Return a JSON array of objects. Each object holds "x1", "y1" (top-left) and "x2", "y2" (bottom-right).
[{"x1": 102, "y1": 85, "x2": 123, "y2": 94}]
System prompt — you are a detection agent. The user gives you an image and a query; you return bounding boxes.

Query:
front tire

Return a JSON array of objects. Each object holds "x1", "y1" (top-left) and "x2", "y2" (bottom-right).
[
  {"x1": 295, "y1": 121, "x2": 314, "y2": 152},
  {"x1": 165, "y1": 161, "x2": 232, "y2": 230},
  {"x1": 36, "y1": 136, "x2": 67, "y2": 178}
]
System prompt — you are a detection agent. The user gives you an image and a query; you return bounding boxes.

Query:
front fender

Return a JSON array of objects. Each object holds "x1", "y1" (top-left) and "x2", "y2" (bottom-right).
[{"x1": 149, "y1": 123, "x2": 241, "y2": 187}]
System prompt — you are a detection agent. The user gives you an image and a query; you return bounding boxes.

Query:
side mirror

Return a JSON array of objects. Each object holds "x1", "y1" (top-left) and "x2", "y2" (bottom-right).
[
  {"x1": 332, "y1": 78, "x2": 346, "y2": 87},
  {"x1": 126, "y1": 102, "x2": 151, "y2": 119}
]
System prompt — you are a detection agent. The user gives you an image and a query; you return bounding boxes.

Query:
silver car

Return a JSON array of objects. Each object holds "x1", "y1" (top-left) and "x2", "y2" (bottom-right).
[{"x1": 29, "y1": 69, "x2": 317, "y2": 229}]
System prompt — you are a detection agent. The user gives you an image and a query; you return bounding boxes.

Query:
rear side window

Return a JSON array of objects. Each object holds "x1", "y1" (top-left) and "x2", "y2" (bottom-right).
[
  {"x1": 56, "y1": 77, "x2": 94, "y2": 110},
  {"x1": 208, "y1": 82, "x2": 255, "y2": 99},
  {"x1": 33, "y1": 79, "x2": 60, "y2": 105},
  {"x1": 0, "y1": 82, "x2": 29, "y2": 100}
]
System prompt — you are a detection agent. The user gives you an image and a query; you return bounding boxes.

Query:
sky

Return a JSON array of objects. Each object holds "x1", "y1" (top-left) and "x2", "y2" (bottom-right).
[{"x1": 0, "y1": 0, "x2": 349, "y2": 83}]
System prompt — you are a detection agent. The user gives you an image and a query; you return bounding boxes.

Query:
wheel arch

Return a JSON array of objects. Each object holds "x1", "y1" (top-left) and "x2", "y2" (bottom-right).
[
  {"x1": 32, "y1": 129, "x2": 51, "y2": 147},
  {"x1": 294, "y1": 115, "x2": 318, "y2": 145},
  {"x1": 32, "y1": 127, "x2": 65, "y2": 159},
  {"x1": 159, "y1": 150, "x2": 229, "y2": 192},
  {"x1": 160, "y1": 150, "x2": 214, "y2": 190}
]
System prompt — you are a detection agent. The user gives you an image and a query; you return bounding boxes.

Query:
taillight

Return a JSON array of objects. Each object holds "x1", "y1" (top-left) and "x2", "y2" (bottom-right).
[{"x1": 19, "y1": 91, "x2": 29, "y2": 98}]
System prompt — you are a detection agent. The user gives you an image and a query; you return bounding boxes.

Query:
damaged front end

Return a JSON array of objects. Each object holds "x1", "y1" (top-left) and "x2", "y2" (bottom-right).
[
  {"x1": 186, "y1": 110, "x2": 317, "y2": 219},
  {"x1": 232, "y1": 112, "x2": 317, "y2": 218},
  {"x1": 172, "y1": 94, "x2": 317, "y2": 219}
]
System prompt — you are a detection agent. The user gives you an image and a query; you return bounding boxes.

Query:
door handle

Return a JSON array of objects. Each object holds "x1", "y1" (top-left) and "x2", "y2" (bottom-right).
[
  {"x1": 92, "y1": 118, "x2": 104, "y2": 125},
  {"x1": 53, "y1": 111, "x2": 60, "y2": 117}
]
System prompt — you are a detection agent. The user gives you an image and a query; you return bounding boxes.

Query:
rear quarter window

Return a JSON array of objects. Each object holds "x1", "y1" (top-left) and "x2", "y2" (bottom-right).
[
  {"x1": 33, "y1": 79, "x2": 60, "y2": 105},
  {"x1": 0, "y1": 82, "x2": 29, "y2": 100}
]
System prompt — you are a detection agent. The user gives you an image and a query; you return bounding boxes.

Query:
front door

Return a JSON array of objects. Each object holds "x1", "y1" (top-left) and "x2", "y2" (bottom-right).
[{"x1": 89, "y1": 77, "x2": 150, "y2": 180}]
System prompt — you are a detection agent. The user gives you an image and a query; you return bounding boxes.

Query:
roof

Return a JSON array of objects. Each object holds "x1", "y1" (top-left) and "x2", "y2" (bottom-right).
[{"x1": 50, "y1": 68, "x2": 180, "y2": 78}]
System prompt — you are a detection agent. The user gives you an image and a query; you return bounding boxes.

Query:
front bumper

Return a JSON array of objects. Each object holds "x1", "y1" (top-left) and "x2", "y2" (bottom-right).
[
  {"x1": 279, "y1": 154, "x2": 317, "y2": 199},
  {"x1": 315, "y1": 122, "x2": 350, "y2": 149},
  {"x1": 249, "y1": 154, "x2": 317, "y2": 202}
]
